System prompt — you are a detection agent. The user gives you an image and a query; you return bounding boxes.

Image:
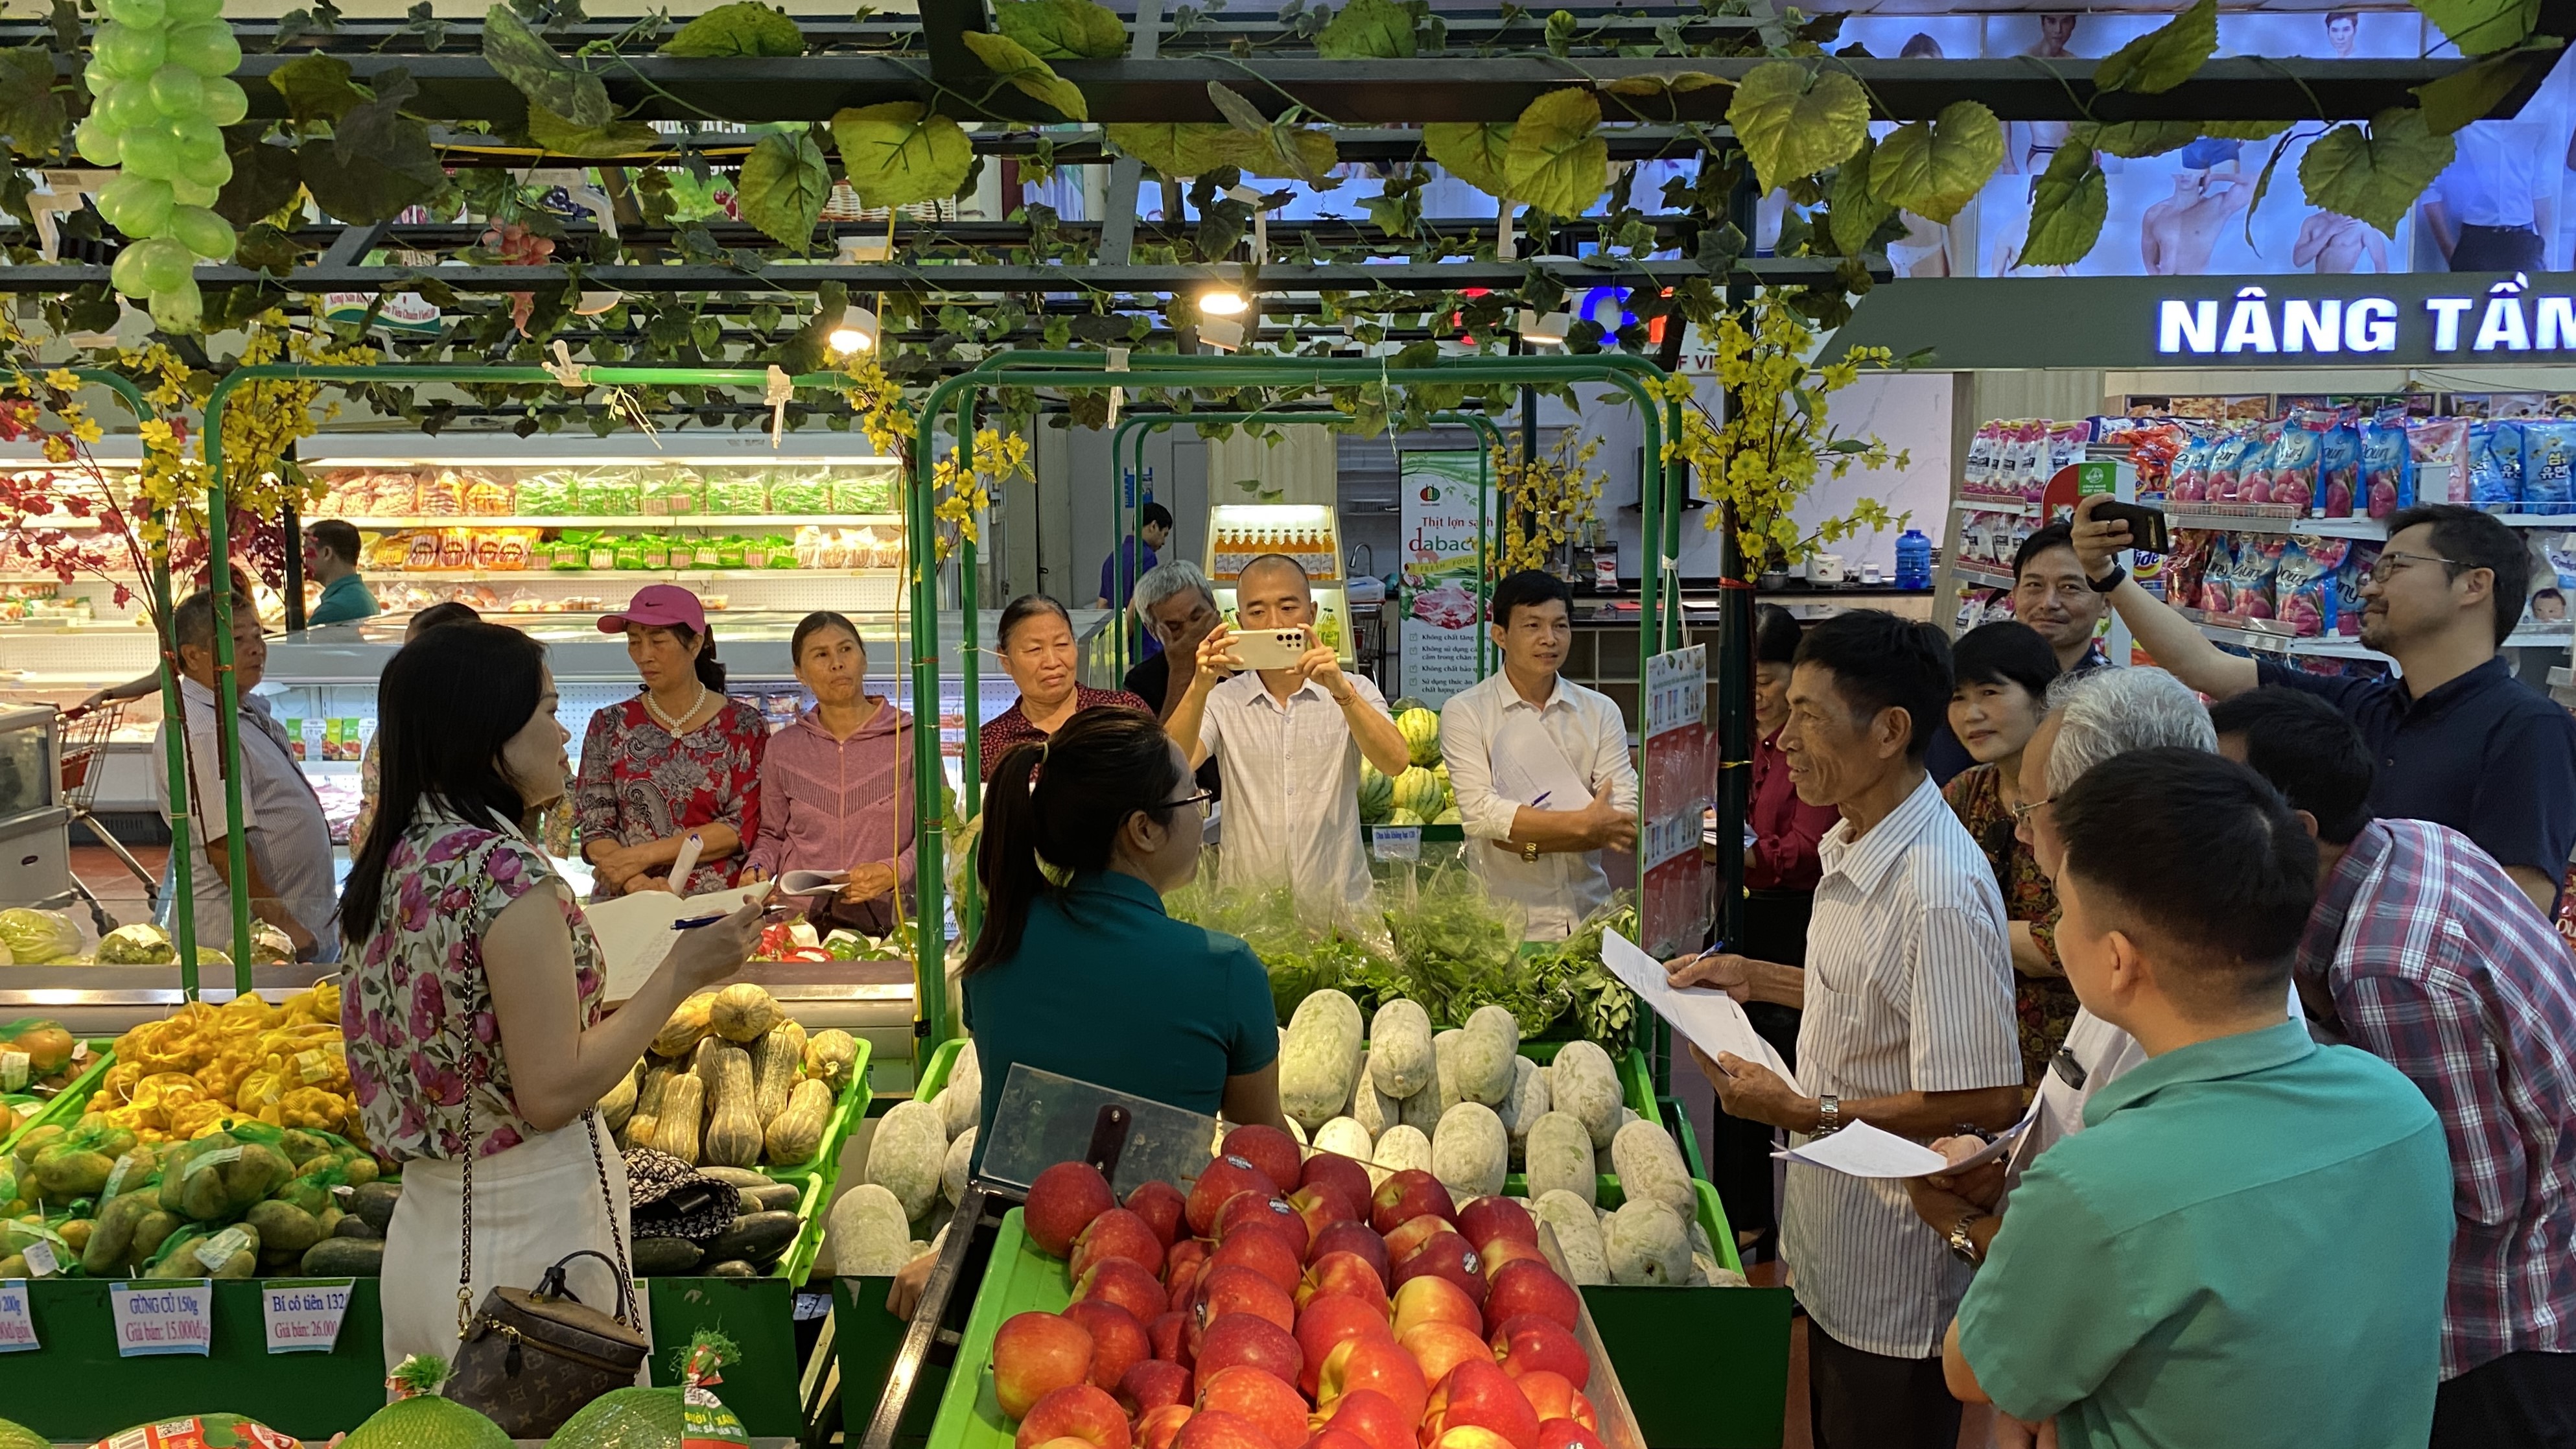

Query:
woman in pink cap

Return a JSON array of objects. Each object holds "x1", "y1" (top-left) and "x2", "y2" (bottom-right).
[{"x1": 573, "y1": 584, "x2": 768, "y2": 898}]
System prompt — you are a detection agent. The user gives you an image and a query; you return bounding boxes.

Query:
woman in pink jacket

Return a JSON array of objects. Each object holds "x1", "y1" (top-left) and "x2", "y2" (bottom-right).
[{"x1": 742, "y1": 611, "x2": 917, "y2": 933}]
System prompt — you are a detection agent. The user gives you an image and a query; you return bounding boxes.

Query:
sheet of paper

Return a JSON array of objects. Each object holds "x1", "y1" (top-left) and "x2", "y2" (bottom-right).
[
  {"x1": 1772, "y1": 1121, "x2": 1954, "y2": 1177},
  {"x1": 1489, "y1": 713, "x2": 1593, "y2": 810},
  {"x1": 1600, "y1": 930, "x2": 1803, "y2": 1096},
  {"x1": 668, "y1": 833, "x2": 705, "y2": 891},
  {"x1": 779, "y1": 869, "x2": 850, "y2": 897},
  {"x1": 585, "y1": 883, "x2": 769, "y2": 1002}
]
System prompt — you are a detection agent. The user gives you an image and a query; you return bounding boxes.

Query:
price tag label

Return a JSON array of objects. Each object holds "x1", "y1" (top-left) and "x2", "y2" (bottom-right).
[
  {"x1": 0, "y1": 1279, "x2": 37, "y2": 1352},
  {"x1": 0, "y1": 1052, "x2": 27, "y2": 1092},
  {"x1": 1370, "y1": 826, "x2": 1422, "y2": 862},
  {"x1": 110, "y1": 1280, "x2": 214, "y2": 1356},
  {"x1": 21, "y1": 1241, "x2": 56, "y2": 1278},
  {"x1": 262, "y1": 1278, "x2": 354, "y2": 1354}
]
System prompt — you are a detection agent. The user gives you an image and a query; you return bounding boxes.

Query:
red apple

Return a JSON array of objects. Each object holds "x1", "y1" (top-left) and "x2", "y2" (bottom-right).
[
  {"x1": 1423, "y1": 1360, "x2": 1539, "y2": 1449},
  {"x1": 1121, "y1": 1358, "x2": 1193, "y2": 1416},
  {"x1": 1195, "y1": 1264, "x2": 1296, "y2": 1336},
  {"x1": 1322, "y1": 1389, "x2": 1414, "y2": 1449},
  {"x1": 1315, "y1": 1334, "x2": 1430, "y2": 1428},
  {"x1": 1490, "y1": 1317, "x2": 1587, "y2": 1389},
  {"x1": 1368, "y1": 1170, "x2": 1454, "y2": 1235},
  {"x1": 1064, "y1": 1300, "x2": 1152, "y2": 1390},
  {"x1": 1481, "y1": 1262, "x2": 1578, "y2": 1337},
  {"x1": 1028, "y1": 1162, "x2": 1119, "y2": 1258},
  {"x1": 1296, "y1": 1251, "x2": 1390, "y2": 1314},
  {"x1": 1169, "y1": 1260, "x2": 1208, "y2": 1317},
  {"x1": 1533, "y1": 1420, "x2": 1604, "y2": 1449},
  {"x1": 1170, "y1": 1238, "x2": 1213, "y2": 1280},
  {"x1": 1220, "y1": 1194, "x2": 1313, "y2": 1260},
  {"x1": 1473, "y1": 1238, "x2": 1548, "y2": 1283},
  {"x1": 1075, "y1": 1258, "x2": 1169, "y2": 1327},
  {"x1": 1391, "y1": 1233, "x2": 1486, "y2": 1308},
  {"x1": 1140, "y1": 1405, "x2": 1196, "y2": 1449},
  {"x1": 1189, "y1": 1155, "x2": 1282, "y2": 1236},
  {"x1": 1016, "y1": 1384, "x2": 1132, "y2": 1449},
  {"x1": 1036, "y1": 1439, "x2": 1105, "y2": 1449},
  {"x1": 996, "y1": 1311, "x2": 1096, "y2": 1419},
  {"x1": 1427, "y1": 1429, "x2": 1521, "y2": 1449},
  {"x1": 1073, "y1": 1208, "x2": 1168, "y2": 1282},
  {"x1": 1293, "y1": 1293, "x2": 1392, "y2": 1395},
  {"x1": 1213, "y1": 1225, "x2": 1306, "y2": 1295},
  {"x1": 1390, "y1": 1275, "x2": 1482, "y2": 1339},
  {"x1": 1150, "y1": 1311, "x2": 1195, "y2": 1368},
  {"x1": 1222, "y1": 1124, "x2": 1303, "y2": 1193},
  {"x1": 1299, "y1": 1153, "x2": 1374, "y2": 1219},
  {"x1": 1127, "y1": 1180, "x2": 1189, "y2": 1248},
  {"x1": 1383, "y1": 1214, "x2": 1453, "y2": 1266},
  {"x1": 1302, "y1": 1429, "x2": 1372, "y2": 1449},
  {"x1": 1455, "y1": 1198, "x2": 1537, "y2": 1255},
  {"x1": 1173, "y1": 1409, "x2": 1272, "y2": 1449},
  {"x1": 1287, "y1": 1183, "x2": 1359, "y2": 1245},
  {"x1": 1192, "y1": 1309, "x2": 1304, "y2": 1394},
  {"x1": 1509, "y1": 1372, "x2": 1593, "y2": 1431},
  {"x1": 1398, "y1": 1321, "x2": 1492, "y2": 1394},
  {"x1": 1197, "y1": 1365, "x2": 1311, "y2": 1449},
  {"x1": 1308, "y1": 1222, "x2": 1390, "y2": 1281}
]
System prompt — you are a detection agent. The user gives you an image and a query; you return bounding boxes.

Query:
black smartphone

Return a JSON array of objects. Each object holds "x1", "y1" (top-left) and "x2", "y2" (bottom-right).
[{"x1": 2090, "y1": 500, "x2": 2171, "y2": 554}]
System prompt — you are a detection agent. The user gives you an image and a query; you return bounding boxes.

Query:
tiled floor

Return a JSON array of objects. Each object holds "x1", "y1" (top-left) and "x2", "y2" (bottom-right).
[{"x1": 62, "y1": 841, "x2": 167, "y2": 939}]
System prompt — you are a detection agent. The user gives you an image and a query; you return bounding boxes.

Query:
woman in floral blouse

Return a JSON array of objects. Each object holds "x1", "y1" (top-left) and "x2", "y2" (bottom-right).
[
  {"x1": 1939, "y1": 620, "x2": 2068, "y2": 1088},
  {"x1": 340, "y1": 621, "x2": 759, "y2": 1377},
  {"x1": 575, "y1": 585, "x2": 768, "y2": 899}
]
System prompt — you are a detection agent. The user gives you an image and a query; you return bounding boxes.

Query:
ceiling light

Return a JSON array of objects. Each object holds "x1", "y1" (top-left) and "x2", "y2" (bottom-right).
[
  {"x1": 1200, "y1": 316, "x2": 1245, "y2": 352},
  {"x1": 1199, "y1": 289, "x2": 1248, "y2": 317},
  {"x1": 827, "y1": 306, "x2": 880, "y2": 355},
  {"x1": 1518, "y1": 309, "x2": 1573, "y2": 346}
]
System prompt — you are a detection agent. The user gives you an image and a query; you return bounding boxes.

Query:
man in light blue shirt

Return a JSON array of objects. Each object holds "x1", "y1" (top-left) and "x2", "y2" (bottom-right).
[{"x1": 1946, "y1": 748, "x2": 2451, "y2": 1448}]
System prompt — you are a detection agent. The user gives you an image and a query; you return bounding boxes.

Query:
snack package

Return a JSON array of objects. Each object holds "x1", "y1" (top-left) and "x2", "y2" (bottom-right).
[
  {"x1": 2267, "y1": 414, "x2": 2326, "y2": 513},
  {"x1": 363, "y1": 471, "x2": 420, "y2": 515},
  {"x1": 586, "y1": 471, "x2": 644, "y2": 516},
  {"x1": 2316, "y1": 410, "x2": 2360, "y2": 517},
  {"x1": 2336, "y1": 541, "x2": 2382, "y2": 636},
  {"x1": 638, "y1": 534, "x2": 673, "y2": 570},
  {"x1": 2522, "y1": 420, "x2": 2576, "y2": 513},
  {"x1": 2193, "y1": 532, "x2": 2237, "y2": 612},
  {"x1": 1963, "y1": 422, "x2": 2003, "y2": 497},
  {"x1": 417, "y1": 470, "x2": 467, "y2": 517},
  {"x1": 2274, "y1": 536, "x2": 2351, "y2": 637},
  {"x1": 703, "y1": 470, "x2": 768, "y2": 515},
  {"x1": 460, "y1": 470, "x2": 515, "y2": 515},
  {"x1": 2472, "y1": 419, "x2": 2525, "y2": 506},
  {"x1": 434, "y1": 530, "x2": 470, "y2": 570},
  {"x1": 836, "y1": 473, "x2": 895, "y2": 514},
  {"x1": 769, "y1": 471, "x2": 834, "y2": 514},
  {"x1": 2232, "y1": 537, "x2": 2288, "y2": 622},
  {"x1": 517, "y1": 471, "x2": 581, "y2": 516},
  {"x1": 551, "y1": 531, "x2": 593, "y2": 570},
  {"x1": 643, "y1": 467, "x2": 705, "y2": 517},
  {"x1": 2122, "y1": 420, "x2": 2184, "y2": 497},
  {"x1": 712, "y1": 535, "x2": 749, "y2": 569},
  {"x1": 2207, "y1": 430, "x2": 2252, "y2": 504},
  {"x1": 2169, "y1": 427, "x2": 2215, "y2": 503},
  {"x1": 2358, "y1": 407, "x2": 2413, "y2": 519},
  {"x1": 612, "y1": 534, "x2": 645, "y2": 570},
  {"x1": 2164, "y1": 529, "x2": 2214, "y2": 611}
]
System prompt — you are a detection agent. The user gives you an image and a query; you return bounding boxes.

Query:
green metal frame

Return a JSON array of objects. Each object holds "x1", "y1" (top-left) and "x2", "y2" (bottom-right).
[
  {"x1": 911, "y1": 351, "x2": 1683, "y2": 1049},
  {"x1": 1104, "y1": 407, "x2": 1506, "y2": 680}
]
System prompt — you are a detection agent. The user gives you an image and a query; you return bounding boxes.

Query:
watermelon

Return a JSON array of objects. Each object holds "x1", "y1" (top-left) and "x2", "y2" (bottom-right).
[
  {"x1": 349, "y1": 1356, "x2": 511, "y2": 1449},
  {"x1": 1358, "y1": 762, "x2": 1396, "y2": 823},
  {"x1": 1396, "y1": 707, "x2": 1442, "y2": 767},
  {"x1": 1432, "y1": 806, "x2": 1463, "y2": 825},
  {"x1": 1391, "y1": 765, "x2": 1445, "y2": 818},
  {"x1": 1384, "y1": 808, "x2": 1427, "y2": 827}
]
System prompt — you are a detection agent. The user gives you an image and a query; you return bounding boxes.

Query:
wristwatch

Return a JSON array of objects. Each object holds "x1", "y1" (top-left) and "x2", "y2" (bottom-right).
[
  {"x1": 1521, "y1": 840, "x2": 1541, "y2": 863},
  {"x1": 1813, "y1": 1094, "x2": 1842, "y2": 1136},
  {"x1": 1947, "y1": 1209, "x2": 1991, "y2": 1265},
  {"x1": 2086, "y1": 563, "x2": 2127, "y2": 594}
]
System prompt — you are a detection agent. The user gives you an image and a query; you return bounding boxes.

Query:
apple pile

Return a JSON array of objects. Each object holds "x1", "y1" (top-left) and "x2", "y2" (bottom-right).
[{"x1": 990, "y1": 1125, "x2": 1610, "y2": 1449}]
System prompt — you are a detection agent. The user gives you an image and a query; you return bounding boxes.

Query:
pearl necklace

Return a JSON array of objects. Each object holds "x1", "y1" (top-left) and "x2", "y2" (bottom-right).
[{"x1": 644, "y1": 681, "x2": 707, "y2": 735}]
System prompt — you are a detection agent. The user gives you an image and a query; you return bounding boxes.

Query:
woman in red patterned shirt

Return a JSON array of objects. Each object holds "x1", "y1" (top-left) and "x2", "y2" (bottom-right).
[
  {"x1": 575, "y1": 585, "x2": 767, "y2": 899},
  {"x1": 977, "y1": 594, "x2": 1153, "y2": 780}
]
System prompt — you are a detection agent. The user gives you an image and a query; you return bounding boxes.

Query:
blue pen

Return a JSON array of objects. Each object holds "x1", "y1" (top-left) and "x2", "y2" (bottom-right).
[{"x1": 1531, "y1": 792, "x2": 1552, "y2": 808}]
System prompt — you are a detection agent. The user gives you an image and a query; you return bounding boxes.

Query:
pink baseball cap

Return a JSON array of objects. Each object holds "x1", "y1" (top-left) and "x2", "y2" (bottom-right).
[{"x1": 599, "y1": 583, "x2": 708, "y2": 635}]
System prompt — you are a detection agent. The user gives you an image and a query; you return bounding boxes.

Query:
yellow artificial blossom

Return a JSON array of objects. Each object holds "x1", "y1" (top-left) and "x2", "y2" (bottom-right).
[
  {"x1": 928, "y1": 426, "x2": 1031, "y2": 560},
  {"x1": 1493, "y1": 430, "x2": 1605, "y2": 576},
  {"x1": 1657, "y1": 290, "x2": 1910, "y2": 572},
  {"x1": 838, "y1": 355, "x2": 919, "y2": 464}
]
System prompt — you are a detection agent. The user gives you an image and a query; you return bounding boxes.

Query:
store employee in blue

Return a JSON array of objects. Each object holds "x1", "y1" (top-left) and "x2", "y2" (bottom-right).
[{"x1": 2072, "y1": 498, "x2": 2576, "y2": 915}]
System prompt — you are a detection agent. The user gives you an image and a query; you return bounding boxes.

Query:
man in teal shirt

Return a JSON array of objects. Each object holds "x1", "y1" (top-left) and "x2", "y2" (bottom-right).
[
  {"x1": 303, "y1": 519, "x2": 378, "y2": 626},
  {"x1": 1945, "y1": 748, "x2": 2452, "y2": 1448}
]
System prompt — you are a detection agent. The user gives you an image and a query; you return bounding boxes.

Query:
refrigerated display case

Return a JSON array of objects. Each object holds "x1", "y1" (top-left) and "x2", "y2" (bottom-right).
[
  {"x1": 1204, "y1": 501, "x2": 1354, "y2": 665},
  {"x1": 0, "y1": 442, "x2": 165, "y2": 814},
  {"x1": 0, "y1": 703, "x2": 69, "y2": 912}
]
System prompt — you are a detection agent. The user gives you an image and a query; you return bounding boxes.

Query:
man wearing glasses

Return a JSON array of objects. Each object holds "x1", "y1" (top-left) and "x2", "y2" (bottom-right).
[{"x1": 2073, "y1": 498, "x2": 2576, "y2": 916}]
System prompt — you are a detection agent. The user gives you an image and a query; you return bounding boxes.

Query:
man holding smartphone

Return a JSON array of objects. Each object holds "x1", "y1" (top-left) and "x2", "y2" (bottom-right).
[{"x1": 1166, "y1": 553, "x2": 1414, "y2": 910}]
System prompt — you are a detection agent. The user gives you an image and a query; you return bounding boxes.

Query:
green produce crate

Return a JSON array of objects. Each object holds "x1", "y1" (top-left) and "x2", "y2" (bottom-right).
[
  {"x1": 924, "y1": 1206, "x2": 1070, "y2": 1449},
  {"x1": 1, "y1": 1041, "x2": 118, "y2": 1157},
  {"x1": 0, "y1": 1094, "x2": 38, "y2": 1157},
  {"x1": 836, "y1": 1273, "x2": 949, "y2": 1447},
  {"x1": 914, "y1": 1035, "x2": 966, "y2": 1104},
  {"x1": 763, "y1": 1034, "x2": 874, "y2": 1182},
  {"x1": 769, "y1": 1166, "x2": 830, "y2": 1286}
]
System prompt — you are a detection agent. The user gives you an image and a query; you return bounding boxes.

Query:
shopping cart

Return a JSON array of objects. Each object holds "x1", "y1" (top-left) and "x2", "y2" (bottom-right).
[{"x1": 58, "y1": 700, "x2": 158, "y2": 935}]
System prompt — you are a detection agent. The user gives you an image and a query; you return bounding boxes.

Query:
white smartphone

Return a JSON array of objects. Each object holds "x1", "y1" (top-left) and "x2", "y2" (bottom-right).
[{"x1": 1228, "y1": 628, "x2": 1310, "y2": 670}]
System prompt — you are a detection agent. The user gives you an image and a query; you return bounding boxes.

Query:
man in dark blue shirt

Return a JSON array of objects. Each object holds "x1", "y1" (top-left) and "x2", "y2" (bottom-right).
[{"x1": 2074, "y1": 497, "x2": 2576, "y2": 914}]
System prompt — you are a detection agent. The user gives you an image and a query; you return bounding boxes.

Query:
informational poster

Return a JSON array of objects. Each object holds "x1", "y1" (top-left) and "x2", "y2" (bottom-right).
[
  {"x1": 1640, "y1": 644, "x2": 1713, "y2": 958},
  {"x1": 1397, "y1": 451, "x2": 1486, "y2": 706}
]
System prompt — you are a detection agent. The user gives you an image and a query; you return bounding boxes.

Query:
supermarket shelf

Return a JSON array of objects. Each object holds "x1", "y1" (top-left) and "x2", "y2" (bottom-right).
[
  {"x1": 378, "y1": 567, "x2": 900, "y2": 581},
  {"x1": 2493, "y1": 514, "x2": 2576, "y2": 530},
  {"x1": 1954, "y1": 497, "x2": 2032, "y2": 516},
  {"x1": 339, "y1": 513, "x2": 902, "y2": 529},
  {"x1": 1950, "y1": 561, "x2": 2016, "y2": 589},
  {"x1": 2194, "y1": 620, "x2": 2571, "y2": 658},
  {"x1": 2165, "y1": 509, "x2": 2387, "y2": 539}
]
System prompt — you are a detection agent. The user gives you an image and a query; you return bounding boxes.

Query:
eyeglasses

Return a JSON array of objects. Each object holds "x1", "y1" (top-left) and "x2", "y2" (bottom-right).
[
  {"x1": 2365, "y1": 549, "x2": 2466, "y2": 585},
  {"x1": 1158, "y1": 789, "x2": 1216, "y2": 819},
  {"x1": 2009, "y1": 795, "x2": 2054, "y2": 823}
]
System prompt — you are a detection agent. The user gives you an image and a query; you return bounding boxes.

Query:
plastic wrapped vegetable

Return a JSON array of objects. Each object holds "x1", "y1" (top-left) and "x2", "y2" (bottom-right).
[
  {"x1": 0, "y1": 910, "x2": 77, "y2": 964},
  {"x1": 95, "y1": 923, "x2": 176, "y2": 964},
  {"x1": 158, "y1": 1122, "x2": 294, "y2": 1220}
]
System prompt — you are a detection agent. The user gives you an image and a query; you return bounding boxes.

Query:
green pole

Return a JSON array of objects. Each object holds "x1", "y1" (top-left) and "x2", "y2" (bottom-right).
[
  {"x1": 907, "y1": 380, "x2": 953, "y2": 1050},
  {"x1": 955, "y1": 393, "x2": 983, "y2": 952}
]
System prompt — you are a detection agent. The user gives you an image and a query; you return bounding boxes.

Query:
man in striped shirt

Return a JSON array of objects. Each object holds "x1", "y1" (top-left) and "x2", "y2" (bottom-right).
[
  {"x1": 1672, "y1": 610, "x2": 2023, "y2": 1449},
  {"x1": 2214, "y1": 687, "x2": 2576, "y2": 1448}
]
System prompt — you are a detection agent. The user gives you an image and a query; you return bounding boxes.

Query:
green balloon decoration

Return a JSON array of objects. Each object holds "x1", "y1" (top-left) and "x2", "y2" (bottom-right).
[{"x1": 80, "y1": 0, "x2": 246, "y2": 331}]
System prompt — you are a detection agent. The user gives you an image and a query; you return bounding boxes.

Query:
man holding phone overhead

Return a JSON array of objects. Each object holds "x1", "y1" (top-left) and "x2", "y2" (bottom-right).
[{"x1": 1166, "y1": 553, "x2": 1414, "y2": 910}]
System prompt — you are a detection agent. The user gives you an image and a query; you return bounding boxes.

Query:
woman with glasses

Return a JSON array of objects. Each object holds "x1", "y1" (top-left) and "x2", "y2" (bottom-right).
[{"x1": 1939, "y1": 620, "x2": 2069, "y2": 1087}]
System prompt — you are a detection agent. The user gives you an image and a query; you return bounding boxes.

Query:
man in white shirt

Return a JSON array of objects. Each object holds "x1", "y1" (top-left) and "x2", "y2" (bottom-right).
[
  {"x1": 1166, "y1": 554, "x2": 1413, "y2": 912},
  {"x1": 1668, "y1": 609, "x2": 2022, "y2": 1449},
  {"x1": 1439, "y1": 570, "x2": 1637, "y2": 940},
  {"x1": 153, "y1": 589, "x2": 339, "y2": 961}
]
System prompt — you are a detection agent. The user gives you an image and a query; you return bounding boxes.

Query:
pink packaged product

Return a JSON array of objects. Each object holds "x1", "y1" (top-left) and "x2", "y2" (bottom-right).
[
  {"x1": 2336, "y1": 541, "x2": 2381, "y2": 636},
  {"x1": 2205, "y1": 430, "x2": 2252, "y2": 503},
  {"x1": 2274, "y1": 536, "x2": 2350, "y2": 637},
  {"x1": 2266, "y1": 409, "x2": 2332, "y2": 513},
  {"x1": 1963, "y1": 421, "x2": 2003, "y2": 497},
  {"x1": 2408, "y1": 418, "x2": 2470, "y2": 502},
  {"x1": 2167, "y1": 427, "x2": 2216, "y2": 502},
  {"x1": 2316, "y1": 408, "x2": 2361, "y2": 517},
  {"x1": 2231, "y1": 537, "x2": 2289, "y2": 621},
  {"x1": 2041, "y1": 421, "x2": 2092, "y2": 500},
  {"x1": 2012, "y1": 420, "x2": 2051, "y2": 498},
  {"x1": 2194, "y1": 532, "x2": 2237, "y2": 612}
]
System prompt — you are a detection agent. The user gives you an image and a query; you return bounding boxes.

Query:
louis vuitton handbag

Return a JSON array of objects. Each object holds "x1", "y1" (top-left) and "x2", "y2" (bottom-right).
[{"x1": 443, "y1": 1090, "x2": 652, "y2": 1438}]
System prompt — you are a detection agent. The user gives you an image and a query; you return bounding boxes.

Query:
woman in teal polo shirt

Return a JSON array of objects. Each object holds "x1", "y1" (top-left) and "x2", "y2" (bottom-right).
[{"x1": 963, "y1": 707, "x2": 1289, "y2": 1148}]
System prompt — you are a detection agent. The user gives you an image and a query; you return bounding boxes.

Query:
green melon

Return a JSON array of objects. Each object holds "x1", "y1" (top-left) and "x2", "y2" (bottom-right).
[
  {"x1": 0, "y1": 1418, "x2": 45, "y2": 1449},
  {"x1": 548, "y1": 1385, "x2": 681, "y2": 1449},
  {"x1": 1384, "y1": 807, "x2": 1427, "y2": 827},
  {"x1": 1431, "y1": 806, "x2": 1462, "y2": 825},
  {"x1": 344, "y1": 1395, "x2": 512, "y2": 1449},
  {"x1": 1391, "y1": 765, "x2": 1445, "y2": 818},
  {"x1": 1396, "y1": 707, "x2": 1442, "y2": 767},
  {"x1": 1358, "y1": 762, "x2": 1395, "y2": 823}
]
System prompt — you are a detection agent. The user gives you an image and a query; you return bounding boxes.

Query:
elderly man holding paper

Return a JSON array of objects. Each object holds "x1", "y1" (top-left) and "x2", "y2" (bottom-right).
[
  {"x1": 1667, "y1": 610, "x2": 2022, "y2": 1449},
  {"x1": 1439, "y1": 571, "x2": 1639, "y2": 941}
]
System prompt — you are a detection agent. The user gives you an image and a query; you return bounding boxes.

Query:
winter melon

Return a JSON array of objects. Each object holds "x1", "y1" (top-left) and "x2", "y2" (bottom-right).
[{"x1": 1396, "y1": 707, "x2": 1442, "y2": 767}]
